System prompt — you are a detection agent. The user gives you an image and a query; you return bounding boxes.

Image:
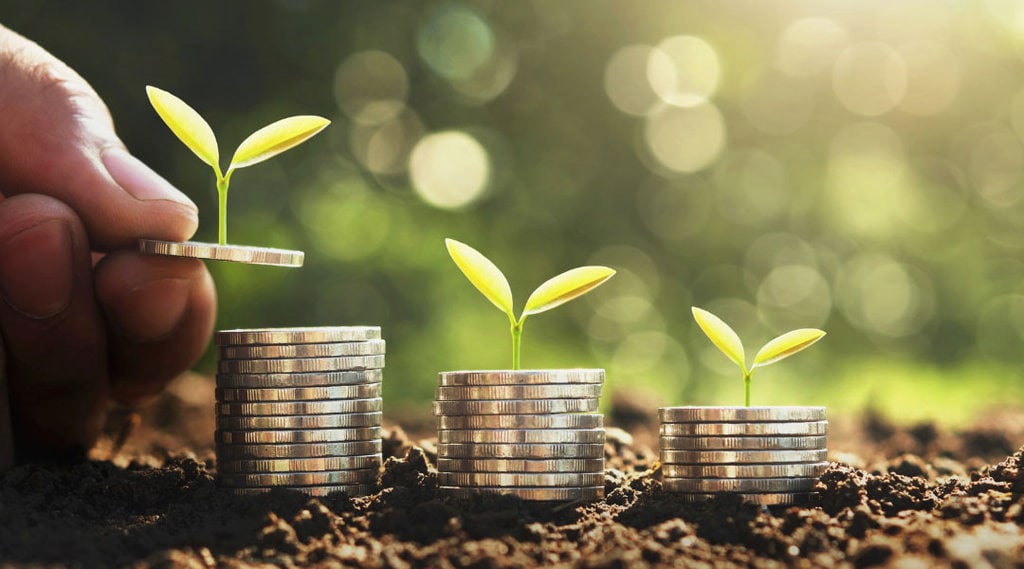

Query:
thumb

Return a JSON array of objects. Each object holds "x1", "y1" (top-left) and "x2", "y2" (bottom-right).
[{"x1": 0, "y1": 25, "x2": 198, "y2": 251}]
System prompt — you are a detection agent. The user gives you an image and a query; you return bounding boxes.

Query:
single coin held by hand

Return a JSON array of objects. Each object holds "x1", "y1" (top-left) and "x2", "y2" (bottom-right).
[{"x1": 137, "y1": 239, "x2": 304, "y2": 268}]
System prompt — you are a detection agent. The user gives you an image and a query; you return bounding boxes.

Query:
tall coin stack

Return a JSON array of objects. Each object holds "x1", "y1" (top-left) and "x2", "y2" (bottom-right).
[
  {"x1": 658, "y1": 406, "x2": 828, "y2": 506},
  {"x1": 434, "y1": 370, "x2": 606, "y2": 501},
  {"x1": 215, "y1": 327, "x2": 385, "y2": 497}
]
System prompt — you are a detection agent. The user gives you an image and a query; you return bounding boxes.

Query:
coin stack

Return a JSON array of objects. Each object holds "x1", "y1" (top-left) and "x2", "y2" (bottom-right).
[
  {"x1": 214, "y1": 327, "x2": 385, "y2": 497},
  {"x1": 434, "y1": 370, "x2": 606, "y2": 501},
  {"x1": 658, "y1": 406, "x2": 828, "y2": 506}
]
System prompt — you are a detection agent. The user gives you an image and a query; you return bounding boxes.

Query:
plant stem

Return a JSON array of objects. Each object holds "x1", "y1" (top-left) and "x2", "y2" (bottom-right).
[
  {"x1": 217, "y1": 177, "x2": 229, "y2": 245},
  {"x1": 744, "y1": 371, "x2": 752, "y2": 407},
  {"x1": 511, "y1": 321, "x2": 523, "y2": 370}
]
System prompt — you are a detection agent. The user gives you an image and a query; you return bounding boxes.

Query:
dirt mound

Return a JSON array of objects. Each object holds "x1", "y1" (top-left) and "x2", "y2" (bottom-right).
[{"x1": 2, "y1": 381, "x2": 1023, "y2": 567}]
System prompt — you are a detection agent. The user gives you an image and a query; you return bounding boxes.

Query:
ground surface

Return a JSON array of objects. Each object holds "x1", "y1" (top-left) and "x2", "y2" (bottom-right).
[{"x1": 2, "y1": 375, "x2": 1024, "y2": 568}]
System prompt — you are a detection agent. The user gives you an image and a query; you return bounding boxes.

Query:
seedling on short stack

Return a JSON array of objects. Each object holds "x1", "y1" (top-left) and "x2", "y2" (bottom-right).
[
  {"x1": 435, "y1": 238, "x2": 616, "y2": 501},
  {"x1": 691, "y1": 306, "x2": 825, "y2": 407},
  {"x1": 657, "y1": 306, "x2": 829, "y2": 505}
]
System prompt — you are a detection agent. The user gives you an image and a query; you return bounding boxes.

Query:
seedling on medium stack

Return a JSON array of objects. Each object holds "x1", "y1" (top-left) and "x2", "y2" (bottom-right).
[{"x1": 435, "y1": 239, "x2": 615, "y2": 501}]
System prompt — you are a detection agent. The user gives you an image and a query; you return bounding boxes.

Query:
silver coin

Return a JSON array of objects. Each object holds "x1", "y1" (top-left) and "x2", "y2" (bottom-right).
[
  {"x1": 436, "y1": 458, "x2": 604, "y2": 473},
  {"x1": 662, "y1": 462, "x2": 828, "y2": 479},
  {"x1": 667, "y1": 492, "x2": 817, "y2": 506},
  {"x1": 215, "y1": 427, "x2": 382, "y2": 445},
  {"x1": 439, "y1": 486, "x2": 604, "y2": 501},
  {"x1": 438, "y1": 429, "x2": 605, "y2": 444},
  {"x1": 216, "y1": 383, "x2": 381, "y2": 402},
  {"x1": 220, "y1": 340, "x2": 386, "y2": 360},
  {"x1": 217, "y1": 398, "x2": 382, "y2": 416},
  {"x1": 218, "y1": 469, "x2": 379, "y2": 487},
  {"x1": 659, "y1": 436, "x2": 827, "y2": 451},
  {"x1": 435, "y1": 384, "x2": 602, "y2": 401},
  {"x1": 660, "y1": 421, "x2": 828, "y2": 437},
  {"x1": 216, "y1": 412, "x2": 382, "y2": 430},
  {"x1": 660, "y1": 449, "x2": 828, "y2": 464},
  {"x1": 226, "y1": 483, "x2": 377, "y2": 497},
  {"x1": 432, "y1": 399, "x2": 598, "y2": 416},
  {"x1": 216, "y1": 327, "x2": 381, "y2": 346},
  {"x1": 437, "y1": 414, "x2": 604, "y2": 430},
  {"x1": 438, "y1": 471, "x2": 603, "y2": 488},
  {"x1": 217, "y1": 455, "x2": 382, "y2": 474},
  {"x1": 219, "y1": 355, "x2": 385, "y2": 374},
  {"x1": 217, "y1": 440, "x2": 381, "y2": 459},
  {"x1": 438, "y1": 369, "x2": 604, "y2": 386},
  {"x1": 216, "y1": 369, "x2": 383, "y2": 388},
  {"x1": 139, "y1": 239, "x2": 304, "y2": 268},
  {"x1": 661, "y1": 477, "x2": 817, "y2": 493},
  {"x1": 658, "y1": 406, "x2": 826, "y2": 423},
  {"x1": 438, "y1": 443, "x2": 605, "y2": 459},
  {"x1": 438, "y1": 470, "x2": 602, "y2": 489}
]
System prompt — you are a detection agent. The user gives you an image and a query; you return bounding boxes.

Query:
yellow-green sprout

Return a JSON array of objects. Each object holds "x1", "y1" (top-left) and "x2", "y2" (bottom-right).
[
  {"x1": 446, "y1": 238, "x2": 615, "y2": 369},
  {"x1": 147, "y1": 86, "x2": 329, "y2": 245},
  {"x1": 692, "y1": 306, "x2": 825, "y2": 406}
]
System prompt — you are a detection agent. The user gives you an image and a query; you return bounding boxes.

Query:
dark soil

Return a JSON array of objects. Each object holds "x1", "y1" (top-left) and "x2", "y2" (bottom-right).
[{"x1": 2, "y1": 375, "x2": 1024, "y2": 568}]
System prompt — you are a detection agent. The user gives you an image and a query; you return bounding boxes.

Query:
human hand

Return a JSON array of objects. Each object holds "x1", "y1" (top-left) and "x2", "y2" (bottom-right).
[{"x1": 0, "y1": 25, "x2": 217, "y2": 467}]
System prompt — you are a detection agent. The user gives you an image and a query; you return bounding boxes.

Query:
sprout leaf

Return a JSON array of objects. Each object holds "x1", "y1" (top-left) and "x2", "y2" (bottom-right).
[
  {"x1": 445, "y1": 238, "x2": 515, "y2": 320},
  {"x1": 229, "y1": 115, "x2": 331, "y2": 172},
  {"x1": 752, "y1": 328, "x2": 826, "y2": 369},
  {"x1": 146, "y1": 86, "x2": 219, "y2": 172},
  {"x1": 692, "y1": 306, "x2": 746, "y2": 373},
  {"x1": 522, "y1": 266, "x2": 616, "y2": 317}
]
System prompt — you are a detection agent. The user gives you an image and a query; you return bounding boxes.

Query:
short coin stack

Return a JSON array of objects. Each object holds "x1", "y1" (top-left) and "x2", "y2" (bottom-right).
[
  {"x1": 215, "y1": 327, "x2": 385, "y2": 496},
  {"x1": 659, "y1": 406, "x2": 828, "y2": 506},
  {"x1": 434, "y1": 370, "x2": 606, "y2": 501}
]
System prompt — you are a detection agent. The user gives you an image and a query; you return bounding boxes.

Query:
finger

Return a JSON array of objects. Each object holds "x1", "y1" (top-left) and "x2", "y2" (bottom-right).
[
  {"x1": 94, "y1": 251, "x2": 216, "y2": 404},
  {"x1": 0, "y1": 194, "x2": 108, "y2": 460},
  {"x1": 0, "y1": 25, "x2": 198, "y2": 250}
]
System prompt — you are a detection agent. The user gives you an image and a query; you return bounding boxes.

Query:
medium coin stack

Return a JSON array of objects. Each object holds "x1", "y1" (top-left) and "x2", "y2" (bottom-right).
[
  {"x1": 215, "y1": 326, "x2": 385, "y2": 497},
  {"x1": 434, "y1": 370, "x2": 606, "y2": 501},
  {"x1": 659, "y1": 406, "x2": 828, "y2": 506}
]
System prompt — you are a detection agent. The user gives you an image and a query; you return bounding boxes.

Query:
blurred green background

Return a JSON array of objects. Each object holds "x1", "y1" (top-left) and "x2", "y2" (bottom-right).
[{"x1": 10, "y1": 0, "x2": 1024, "y2": 425}]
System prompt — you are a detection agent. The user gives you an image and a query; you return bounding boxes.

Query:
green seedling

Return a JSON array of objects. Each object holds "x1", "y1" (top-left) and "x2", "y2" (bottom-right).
[
  {"x1": 446, "y1": 238, "x2": 615, "y2": 370},
  {"x1": 146, "y1": 86, "x2": 330, "y2": 245},
  {"x1": 692, "y1": 306, "x2": 825, "y2": 407}
]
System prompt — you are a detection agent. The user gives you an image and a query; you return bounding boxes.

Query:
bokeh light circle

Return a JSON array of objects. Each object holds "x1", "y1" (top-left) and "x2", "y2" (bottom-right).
[
  {"x1": 712, "y1": 149, "x2": 789, "y2": 227},
  {"x1": 333, "y1": 50, "x2": 409, "y2": 125},
  {"x1": 833, "y1": 42, "x2": 907, "y2": 116},
  {"x1": 835, "y1": 255, "x2": 933, "y2": 338},
  {"x1": 756, "y1": 264, "x2": 832, "y2": 330},
  {"x1": 647, "y1": 35, "x2": 721, "y2": 107},
  {"x1": 897, "y1": 41, "x2": 960, "y2": 116},
  {"x1": 644, "y1": 103, "x2": 726, "y2": 173},
  {"x1": 417, "y1": 5, "x2": 495, "y2": 81},
  {"x1": 967, "y1": 125, "x2": 1024, "y2": 208},
  {"x1": 740, "y1": 70, "x2": 815, "y2": 135},
  {"x1": 777, "y1": 17, "x2": 848, "y2": 76},
  {"x1": 825, "y1": 122, "x2": 913, "y2": 238},
  {"x1": 409, "y1": 131, "x2": 490, "y2": 209},
  {"x1": 605, "y1": 44, "x2": 662, "y2": 116},
  {"x1": 349, "y1": 108, "x2": 425, "y2": 176}
]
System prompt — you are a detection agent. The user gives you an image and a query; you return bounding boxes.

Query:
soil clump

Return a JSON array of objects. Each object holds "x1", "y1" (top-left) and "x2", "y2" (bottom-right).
[{"x1": 2, "y1": 377, "x2": 1023, "y2": 568}]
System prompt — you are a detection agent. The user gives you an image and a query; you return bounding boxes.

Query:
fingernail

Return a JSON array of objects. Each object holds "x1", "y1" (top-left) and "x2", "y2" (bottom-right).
[
  {"x1": 0, "y1": 221, "x2": 74, "y2": 319},
  {"x1": 101, "y1": 147, "x2": 198, "y2": 211},
  {"x1": 109, "y1": 278, "x2": 191, "y2": 342}
]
